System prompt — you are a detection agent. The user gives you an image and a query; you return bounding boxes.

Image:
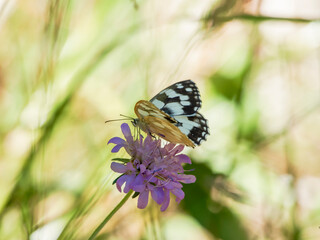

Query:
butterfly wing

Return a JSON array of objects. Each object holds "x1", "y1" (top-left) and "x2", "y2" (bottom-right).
[
  {"x1": 174, "y1": 113, "x2": 209, "y2": 146},
  {"x1": 134, "y1": 100, "x2": 195, "y2": 147},
  {"x1": 143, "y1": 116, "x2": 195, "y2": 147},
  {"x1": 149, "y1": 80, "x2": 209, "y2": 146},
  {"x1": 150, "y1": 80, "x2": 201, "y2": 116},
  {"x1": 134, "y1": 80, "x2": 209, "y2": 147},
  {"x1": 134, "y1": 100, "x2": 176, "y2": 124}
]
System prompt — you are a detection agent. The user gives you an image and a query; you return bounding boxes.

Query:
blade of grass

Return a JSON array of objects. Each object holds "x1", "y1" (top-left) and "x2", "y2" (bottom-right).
[{"x1": 0, "y1": 23, "x2": 139, "y2": 220}]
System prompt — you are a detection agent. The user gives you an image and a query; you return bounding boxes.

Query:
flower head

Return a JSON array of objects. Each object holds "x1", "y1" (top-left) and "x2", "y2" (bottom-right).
[{"x1": 108, "y1": 123, "x2": 196, "y2": 211}]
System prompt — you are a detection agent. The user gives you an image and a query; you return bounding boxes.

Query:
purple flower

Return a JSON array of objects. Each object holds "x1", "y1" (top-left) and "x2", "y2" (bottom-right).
[{"x1": 108, "y1": 123, "x2": 196, "y2": 211}]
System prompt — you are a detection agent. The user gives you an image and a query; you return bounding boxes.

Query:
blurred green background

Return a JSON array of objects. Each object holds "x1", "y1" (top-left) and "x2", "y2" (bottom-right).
[{"x1": 1, "y1": 0, "x2": 320, "y2": 239}]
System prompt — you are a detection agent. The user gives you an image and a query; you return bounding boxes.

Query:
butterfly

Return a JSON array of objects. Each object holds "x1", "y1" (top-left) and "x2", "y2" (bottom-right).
[{"x1": 133, "y1": 80, "x2": 209, "y2": 148}]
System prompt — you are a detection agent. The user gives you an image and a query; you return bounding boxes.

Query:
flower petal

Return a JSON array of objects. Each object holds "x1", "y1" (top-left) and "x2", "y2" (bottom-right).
[
  {"x1": 123, "y1": 174, "x2": 135, "y2": 193},
  {"x1": 160, "y1": 190, "x2": 170, "y2": 212},
  {"x1": 108, "y1": 136, "x2": 127, "y2": 153},
  {"x1": 116, "y1": 175, "x2": 127, "y2": 192},
  {"x1": 111, "y1": 144, "x2": 126, "y2": 153},
  {"x1": 137, "y1": 190, "x2": 149, "y2": 209},
  {"x1": 131, "y1": 174, "x2": 145, "y2": 192},
  {"x1": 121, "y1": 123, "x2": 134, "y2": 145},
  {"x1": 171, "y1": 188, "x2": 185, "y2": 201},
  {"x1": 144, "y1": 135, "x2": 153, "y2": 146},
  {"x1": 164, "y1": 181, "x2": 182, "y2": 190},
  {"x1": 151, "y1": 187, "x2": 164, "y2": 204},
  {"x1": 171, "y1": 145, "x2": 184, "y2": 155},
  {"x1": 139, "y1": 164, "x2": 146, "y2": 173},
  {"x1": 108, "y1": 137, "x2": 126, "y2": 145},
  {"x1": 166, "y1": 143, "x2": 176, "y2": 151},
  {"x1": 170, "y1": 181, "x2": 183, "y2": 189},
  {"x1": 177, "y1": 174, "x2": 196, "y2": 183},
  {"x1": 126, "y1": 162, "x2": 135, "y2": 171},
  {"x1": 176, "y1": 154, "x2": 191, "y2": 164},
  {"x1": 111, "y1": 162, "x2": 128, "y2": 173}
]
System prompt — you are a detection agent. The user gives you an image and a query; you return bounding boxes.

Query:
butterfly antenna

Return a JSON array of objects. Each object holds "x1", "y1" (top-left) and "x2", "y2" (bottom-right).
[
  {"x1": 120, "y1": 114, "x2": 135, "y2": 120},
  {"x1": 105, "y1": 114, "x2": 134, "y2": 123}
]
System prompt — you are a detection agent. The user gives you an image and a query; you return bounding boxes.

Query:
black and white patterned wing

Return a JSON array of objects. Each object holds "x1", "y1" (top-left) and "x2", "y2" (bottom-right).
[
  {"x1": 149, "y1": 79, "x2": 210, "y2": 146},
  {"x1": 174, "y1": 113, "x2": 209, "y2": 146},
  {"x1": 150, "y1": 80, "x2": 201, "y2": 116}
]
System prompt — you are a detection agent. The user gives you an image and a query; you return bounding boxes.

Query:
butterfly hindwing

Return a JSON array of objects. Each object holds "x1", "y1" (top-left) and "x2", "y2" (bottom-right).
[
  {"x1": 150, "y1": 80, "x2": 201, "y2": 116},
  {"x1": 174, "y1": 113, "x2": 209, "y2": 146}
]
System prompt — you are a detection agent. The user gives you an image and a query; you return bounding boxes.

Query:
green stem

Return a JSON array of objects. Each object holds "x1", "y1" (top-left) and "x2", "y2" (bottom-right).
[
  {"x1": 204, "y1": 13, "x2": 319, "y2": 24},
  {"x1": 88, "y1": 190, "x2": 133, "y2": 240},
  {"x1": 217, "y1": 14, "x2": 319, "y2": 23}
]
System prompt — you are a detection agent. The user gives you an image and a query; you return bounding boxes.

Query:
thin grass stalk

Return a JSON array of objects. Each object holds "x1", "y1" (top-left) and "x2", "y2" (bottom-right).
[{"x1": 88, "y1": 190, "x2": 133, "y2": 240}]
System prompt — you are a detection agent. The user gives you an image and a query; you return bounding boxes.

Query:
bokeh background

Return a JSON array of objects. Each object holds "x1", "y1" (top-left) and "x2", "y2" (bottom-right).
[{"x1": 1, "y1": 0, "x2": 320, "y2": 239}]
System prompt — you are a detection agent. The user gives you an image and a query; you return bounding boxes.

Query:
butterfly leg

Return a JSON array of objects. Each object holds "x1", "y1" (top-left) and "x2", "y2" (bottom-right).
[{"x1": 145, "y1": 127, "x2": 157, "y2": 138}]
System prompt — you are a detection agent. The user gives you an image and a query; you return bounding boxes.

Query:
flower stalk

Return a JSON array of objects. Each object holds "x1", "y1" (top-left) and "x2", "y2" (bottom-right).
[{"x1": 88, "y1": 190, "x2": 133, "y2": 240}]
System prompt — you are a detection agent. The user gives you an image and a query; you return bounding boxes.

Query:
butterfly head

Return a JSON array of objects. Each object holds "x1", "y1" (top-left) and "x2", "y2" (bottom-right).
[
  {"x1": 131, "y1": 118, "x2": 139, "y2": 128},
  {"x1": 131, "y1": 117, "x2": 150, "y2": 135}
]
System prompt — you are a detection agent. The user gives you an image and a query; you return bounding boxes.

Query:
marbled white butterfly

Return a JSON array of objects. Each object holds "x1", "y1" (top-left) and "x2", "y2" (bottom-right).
[{"x1": 133, "y1": 80, "x2": 209, "y2": 148}]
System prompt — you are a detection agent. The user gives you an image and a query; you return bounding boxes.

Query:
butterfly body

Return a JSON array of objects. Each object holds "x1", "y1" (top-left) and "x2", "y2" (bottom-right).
[
  {"x1": 134, "y1": 80, "x2": 209, "y2": 147},
  {"x1": 134, "y1": 100, "x2": 195, "y2": 147}
]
